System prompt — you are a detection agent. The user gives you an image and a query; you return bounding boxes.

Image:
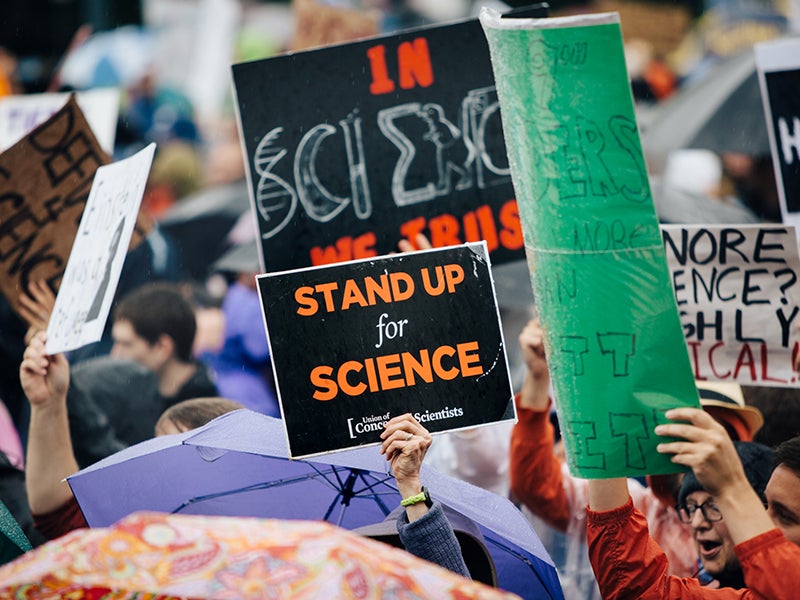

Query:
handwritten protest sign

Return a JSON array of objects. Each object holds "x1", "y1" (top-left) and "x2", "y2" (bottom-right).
[
  {"x1": 232, "y1": 6, "x2": 547, "y2": 274},
  {"x1": 46, "y1": 143, "x2": 156, "y2": 355},
  {"x1": 663, "y1": 224, "x2": 800, "y2": 386},
  {"x1": 481, "y1": 9, "x2": 700, "y2": 478},
  {"x1": 256, "y1": 242, "x2": 514, "y2": 458},
  {"x1": 0, "y1": 88, "x2": 120, "y2": 154},
  {"x1": 0, "y1": 96, "x2": 110, "y2": 315},
  {"x1": 755, "y1": 38, "x2": 800, "y2": 231}
]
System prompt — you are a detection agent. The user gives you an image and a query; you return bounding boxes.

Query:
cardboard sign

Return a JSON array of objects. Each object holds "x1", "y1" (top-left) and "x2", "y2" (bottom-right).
[
  {"x1": 663, "y1": 224, "x2": 800, "y2": 386},
  {"x1": 0, "y1": 96, "x2": 109, "y2": 315},
  {"x1": 46, "y1": 144, "x2": 156, "y2": 355},
  {"x1": 232, "y1": 6, "x2": 547, "y2": 274},
  {"x1": 257, "y1": 242, "x2": 514, "y2": 458},
  {"x1": 0, "y1": 88, "x2": 120, "y2": 154},
  {"x1": 481, "y1": 9, "x2": 700, "y2": 479},
  {"x1": 755, "y1": 38, "x2": 800, "y2": 231}
]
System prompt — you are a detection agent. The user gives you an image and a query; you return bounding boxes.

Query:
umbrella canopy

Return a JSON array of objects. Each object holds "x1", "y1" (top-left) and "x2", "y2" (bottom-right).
[
  {"x1": 68, "y1": 410, "x2": 562, "y2": 600},
  {"x1": 640, "y1": 50, "x2": 768, "y2": 172},
  {"x1": 59, "y1": 26, "x2": 156, "y2": 89},
  {"x1": 0, "y1": 511, "x2": 520, "y2": 599}
]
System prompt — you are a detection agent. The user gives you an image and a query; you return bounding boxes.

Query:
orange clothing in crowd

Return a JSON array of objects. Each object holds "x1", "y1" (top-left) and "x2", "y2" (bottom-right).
[
  {"x1": 587, "y1": 497, "x2": 799, "y2": 599},
  {"x1": 509, "y1": 398, "x2": 697, "y2": 578}
]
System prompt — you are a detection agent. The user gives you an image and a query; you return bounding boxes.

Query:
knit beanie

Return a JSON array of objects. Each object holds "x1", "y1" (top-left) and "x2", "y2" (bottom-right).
[{"x1": 678, "y1": 441, "x2": 775, "y2": 507}]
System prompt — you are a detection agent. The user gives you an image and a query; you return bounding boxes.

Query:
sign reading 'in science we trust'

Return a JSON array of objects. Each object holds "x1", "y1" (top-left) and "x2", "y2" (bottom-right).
[{"x1": 257, "y1": 242, "x2": 515, "y2": 459}]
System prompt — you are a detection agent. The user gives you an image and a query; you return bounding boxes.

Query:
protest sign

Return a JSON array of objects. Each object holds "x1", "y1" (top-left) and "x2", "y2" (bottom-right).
[
  {"x1": 481, "y1": 9, "x2": 700, "y2": 479},
  {"x1": 256, "y1": 242, "x2": 514, "y2": 458},
  {"x1": 232, "y1": 6, "x2": 547, "y2": 274},
  {"x1": 0, "y1": 96, "x2": 110, "y2": 316},
  {"x1": 46, "y1": 143, "x2": 156, "y2": 354},
  {"x1": 755, "y1": 38, "x2": 800, "y2": 230},
  {"x1": 0, "y1": 88, "x2": 120, "y2": 154},
  {"x1": 663, "y1": 224, "x2": 800, "y2": 386}
]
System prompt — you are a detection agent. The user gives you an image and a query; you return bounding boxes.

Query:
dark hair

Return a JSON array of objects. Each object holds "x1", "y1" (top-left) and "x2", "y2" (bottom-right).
[
  {"x1": 156, "y1": 397, "x2": 244, "y2": 434},
  {"x1": 774, "y1": 436, "x2": 800, "y2": 475},
  {"x1": 114, "y1": 282, "x2": 197, "y2": 361}
]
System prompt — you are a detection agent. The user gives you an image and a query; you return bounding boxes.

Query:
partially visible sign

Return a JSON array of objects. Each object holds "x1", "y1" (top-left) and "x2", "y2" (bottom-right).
[
  {"x1": 663, "y1": 224, "x2": 800, "y2": 386},
  {"x1": 755, "y1": 38, "x2": 800, "y2": 231},
  {"x1": 46, "y1": 143, "x2": 156, "y2": 354},
  {"x1": 481, "y1": 9, "x2": 700, "y2": 479},
  {"x1": 0, "y1": 88, "x2": 120, "y2": 154},
  {"x1": 0, "y1": 96, "x2": 109, "y2": 314},
  {"x1": 257, "y1": 242, "x2": 515, "y2": 458},
  {"x1": 233, "y1": 6, "x2": 547, "y2": 274}
]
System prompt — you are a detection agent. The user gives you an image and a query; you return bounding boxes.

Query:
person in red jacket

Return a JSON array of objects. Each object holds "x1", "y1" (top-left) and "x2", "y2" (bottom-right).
[
  {"x1": 509, "y1": 318, "x2": 763, "y2": 589},
  {"x1": 586, "y1": 409, "x2": 800, "y2": 599}
]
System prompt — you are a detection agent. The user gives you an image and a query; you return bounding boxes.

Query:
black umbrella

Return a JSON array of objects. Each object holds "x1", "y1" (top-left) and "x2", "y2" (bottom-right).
[{"x1": 640, "y1": 50, "x2": 769, "y2": 172}]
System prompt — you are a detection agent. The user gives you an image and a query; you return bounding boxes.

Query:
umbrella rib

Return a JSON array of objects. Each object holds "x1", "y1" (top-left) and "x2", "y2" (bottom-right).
[{"x1": 171, "y1": 469, "x2": 340, "y2": 513}]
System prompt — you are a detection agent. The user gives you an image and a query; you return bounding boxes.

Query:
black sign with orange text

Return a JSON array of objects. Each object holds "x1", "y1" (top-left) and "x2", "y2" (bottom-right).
[
  {"x1": 257, "y1": 242, "x2": 515, "y2": 458},
  {"x1": 232, "y1": 6, "x2": 547, "y2": 273}
]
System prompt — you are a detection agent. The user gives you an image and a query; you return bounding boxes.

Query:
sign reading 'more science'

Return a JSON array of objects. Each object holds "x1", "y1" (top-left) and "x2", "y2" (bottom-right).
[{"x1": 256, "y1": 242, "x2": 515, "y2": 458}]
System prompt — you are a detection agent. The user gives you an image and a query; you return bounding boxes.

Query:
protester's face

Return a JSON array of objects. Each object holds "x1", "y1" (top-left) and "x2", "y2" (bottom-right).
[
  {"x1": 766, "y1": 465, "x2": 800, "y2": 546},
  {"x1": 686, "y1": 491, "x2": 740, "y2": 579},
  {"x1": 111, "y1": 319, "x2": 160, "y2": 371}
]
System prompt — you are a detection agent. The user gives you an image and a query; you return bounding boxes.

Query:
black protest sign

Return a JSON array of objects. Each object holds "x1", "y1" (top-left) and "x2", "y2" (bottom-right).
[
  {"x1": 0, "y1": 96, "x2": 109, "y2": 314},
  {"x1": 257, "y1": 242, "x2": 514, "y2": 458},
  {"x1": 233, "y1": 6, "x2": 547, "y2": 273},
  {"x1": 755, "y1": 40, "x2": 800, "y2": 222}
]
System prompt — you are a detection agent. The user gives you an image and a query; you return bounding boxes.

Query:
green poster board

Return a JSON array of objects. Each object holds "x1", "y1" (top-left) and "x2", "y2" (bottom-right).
[{"x1": 480, "y1": 9, "x2": 700, "y2": 478}]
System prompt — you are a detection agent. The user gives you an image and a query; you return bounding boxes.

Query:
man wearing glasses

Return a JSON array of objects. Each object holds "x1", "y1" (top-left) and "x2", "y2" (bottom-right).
[{"x1": 675, "y1": 441, "x2": 774, "y2": 589}]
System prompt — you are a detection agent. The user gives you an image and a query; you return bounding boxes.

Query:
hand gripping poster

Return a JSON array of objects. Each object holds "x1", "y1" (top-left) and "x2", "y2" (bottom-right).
[
  {"x1": 256, "y1": 242, "x2": 515, "y2": 459},
  {"x1": 480, "y1": 9, "x2": 700, "y2": 478}
]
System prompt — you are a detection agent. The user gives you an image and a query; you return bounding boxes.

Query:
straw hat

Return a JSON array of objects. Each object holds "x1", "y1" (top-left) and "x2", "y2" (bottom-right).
[{"x1": 696, "y1": 381, "x2": 764, "y2": 438}]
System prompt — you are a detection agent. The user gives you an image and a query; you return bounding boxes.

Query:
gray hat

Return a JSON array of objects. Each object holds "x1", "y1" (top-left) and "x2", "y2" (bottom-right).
[{"x1": 678, "y1": 441, "x2": 775, "y2": 508}]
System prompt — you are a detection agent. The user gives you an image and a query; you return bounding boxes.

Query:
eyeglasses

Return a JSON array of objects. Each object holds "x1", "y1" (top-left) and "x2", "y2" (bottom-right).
[{"x1": 678, "y1": 499, "x2": 723, "y2": 524}]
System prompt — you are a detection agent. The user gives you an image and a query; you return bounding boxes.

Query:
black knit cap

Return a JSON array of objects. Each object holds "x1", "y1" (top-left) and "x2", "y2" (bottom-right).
[{"x1": 678, "y1": 441, "x2": 775, "y2": 508}]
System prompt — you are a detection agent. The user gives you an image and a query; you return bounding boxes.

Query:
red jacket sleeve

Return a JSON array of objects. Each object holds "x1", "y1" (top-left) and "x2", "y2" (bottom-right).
[
  {"x1": 32, "y1": 495, "x2": 88, "y2": 540},
  {"x1": 509, "y1": 395, "x2": 571, "y2": 532},
  {"x1": 736, "y1": 529, "x2": 800, "y2": 600},
  {"x1": 586, "y1": 498, "x2": 748, "y2": 599}
]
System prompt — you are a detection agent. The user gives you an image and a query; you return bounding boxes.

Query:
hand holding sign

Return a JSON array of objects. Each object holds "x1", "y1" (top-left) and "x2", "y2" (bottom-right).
[{"x1": 18, "y1": 280, "x2": 56, "y2": 344}]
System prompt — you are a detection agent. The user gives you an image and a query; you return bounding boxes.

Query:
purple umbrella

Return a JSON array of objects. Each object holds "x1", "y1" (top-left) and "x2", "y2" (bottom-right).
[{"x1": 68, "y1": 409, "x2": 562, "y2": 600}]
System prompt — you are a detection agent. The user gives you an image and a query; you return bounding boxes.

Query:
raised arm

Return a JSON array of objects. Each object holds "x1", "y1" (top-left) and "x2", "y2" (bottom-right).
[
  {"x1": 20, "y1": 331, "x2": 77, "y2": 515},
  {"x1": 655, "y1": 407, "x2": 775, "y2": 545},
  {"x1": 509, "y1": 319, "x2": 575, "y2": 531},
  {"x1": 381, "y1": 413, "x2": 470, "y2": 578}
]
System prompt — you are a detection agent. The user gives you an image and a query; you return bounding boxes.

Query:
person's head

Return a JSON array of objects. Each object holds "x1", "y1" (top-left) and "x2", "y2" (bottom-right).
[
  {"x1": 766, "y1": 435, "x2": 800, "y2": 546},
  {"x1": 677, "y1": 441, "x2": 774, "y2": 586},
  {"x1": 154, "y1": 397, "x2": 244, "y2": 436},
  {"x1": 111, "y1": 282, "x2": 197, "y2": 371}
]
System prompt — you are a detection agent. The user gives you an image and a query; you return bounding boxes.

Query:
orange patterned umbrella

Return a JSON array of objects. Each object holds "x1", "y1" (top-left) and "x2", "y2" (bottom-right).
[{"x1": 0, "y1": 511, "x2": 520, "y2": 599}]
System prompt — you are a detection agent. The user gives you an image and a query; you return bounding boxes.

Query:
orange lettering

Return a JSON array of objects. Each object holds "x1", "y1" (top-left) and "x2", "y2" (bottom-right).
[
  {"x1": 499, "y1": 199, "x2": 523, "y2": 250},
  {"x1": 295, "y1": 286, "x2": 318, "y2": 316},
  {"x1": 338, "y1": 361, "x2": 367, "y2": 396},
  {"x1": 367, "y1": 45, "x2": 395, "y2": 95},
  {"x1": 458, "y1": 341, "x2": 483, "y2": 376},
  {"x1": 341, "y1": 279, "x2": 369, "y2": 310},
  {"x1": 311, "y1": 366, "x2": 336, "y2": 401},
  {"x1": 398, "y1": 38, "x2": 434, "y2": 89},
  {"x1": 377, "y1": 354, "x2": 405, "y2": 390},
  {"x1": 432, "y1": 345, "x2": 458, "y2": 380}
]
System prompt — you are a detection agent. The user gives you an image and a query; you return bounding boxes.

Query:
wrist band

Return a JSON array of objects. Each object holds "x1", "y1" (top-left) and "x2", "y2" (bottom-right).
[{"x1": 400, "y1": 486, "x2": 432, "y2": 508}]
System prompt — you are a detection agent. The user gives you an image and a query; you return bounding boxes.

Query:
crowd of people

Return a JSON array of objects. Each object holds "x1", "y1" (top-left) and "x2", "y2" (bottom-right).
[{"x1": 1, "y1": 0, "x2": 800, "y2": 597}]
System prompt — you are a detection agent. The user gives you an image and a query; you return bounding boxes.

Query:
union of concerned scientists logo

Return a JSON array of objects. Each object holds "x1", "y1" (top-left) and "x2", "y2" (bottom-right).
[{"x1": 346, "y1": 406, "x2": 465, "y2": 439}]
